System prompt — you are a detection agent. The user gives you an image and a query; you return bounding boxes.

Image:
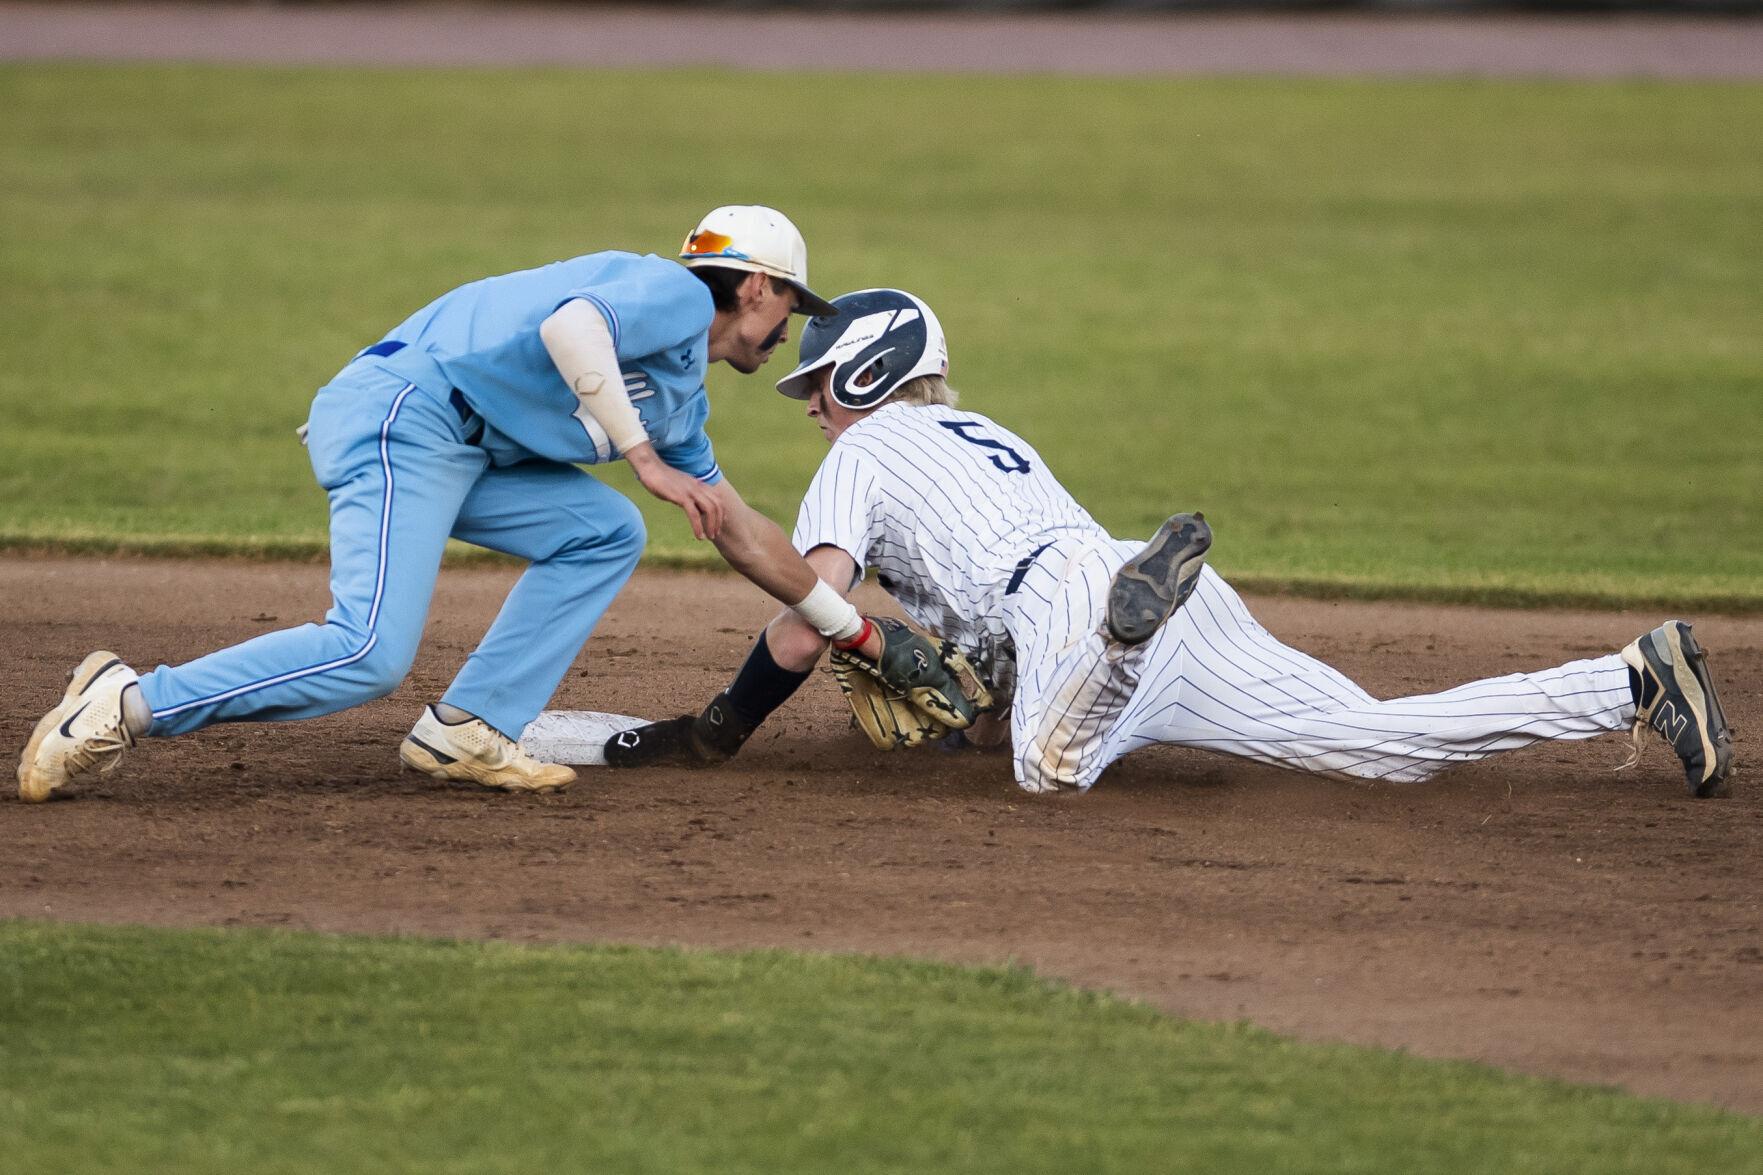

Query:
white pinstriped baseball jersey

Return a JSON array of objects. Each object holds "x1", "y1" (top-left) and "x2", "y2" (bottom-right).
[
  {"x1": 793, "y1": 403, "x2": 1636, "y2": 794},
  {"x1": 791, "y1": 402, "x2": 1101, "y2": 696}
]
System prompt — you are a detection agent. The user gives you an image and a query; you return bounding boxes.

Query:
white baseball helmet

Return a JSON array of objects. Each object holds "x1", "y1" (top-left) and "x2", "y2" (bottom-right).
[{"x1": 679, "y1": 205, "x2": 838, "y2": 317}]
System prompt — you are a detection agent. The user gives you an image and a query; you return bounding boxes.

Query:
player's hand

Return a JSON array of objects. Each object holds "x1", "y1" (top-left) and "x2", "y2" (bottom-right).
[{"x1": 628, "y1": 445, "x2": 723, "y2": 540}]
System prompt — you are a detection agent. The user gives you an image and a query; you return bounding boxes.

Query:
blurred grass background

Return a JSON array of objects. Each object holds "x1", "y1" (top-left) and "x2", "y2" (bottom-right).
[
  {"x1": 5, "y1": 920, "x2": 1761, "y2": 1174},
  {"x1": 1, "y1": 64, "x2": 1759, "y2": 606}
]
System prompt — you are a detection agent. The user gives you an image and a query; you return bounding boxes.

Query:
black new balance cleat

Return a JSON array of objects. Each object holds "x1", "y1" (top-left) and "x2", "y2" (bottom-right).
[
  {"x1": 1105, "y1": 512, "x2": 1213, "y2": 646},
  {"x1": 1619, "y1": 621, "x2": 1735, "y2": 798}
]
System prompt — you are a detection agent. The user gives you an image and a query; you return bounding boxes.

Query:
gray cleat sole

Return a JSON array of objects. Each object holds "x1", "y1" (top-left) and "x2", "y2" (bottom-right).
[{"x1": 1105, "y1": 512, "x2": 1213, "y2": 646}]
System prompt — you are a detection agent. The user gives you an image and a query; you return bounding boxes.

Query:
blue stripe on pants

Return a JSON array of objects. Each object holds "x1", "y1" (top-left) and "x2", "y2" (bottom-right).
[{"x1": 138, "y1": 371, "x2": 486, "y2": 734}]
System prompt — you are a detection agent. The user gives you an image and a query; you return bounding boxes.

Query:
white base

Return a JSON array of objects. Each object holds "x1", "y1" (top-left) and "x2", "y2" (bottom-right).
[{"x1": 519, "y1": 710, "x2": 647, "y2": 766}]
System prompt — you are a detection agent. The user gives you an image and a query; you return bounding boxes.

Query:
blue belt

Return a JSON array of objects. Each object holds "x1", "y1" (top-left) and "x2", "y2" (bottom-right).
[
  {"x1": 1004, "y1": 543, "x2": 1054, "y2": 596},
  {"x1": 358, "y1": 340, "x2": 481, "y2": 443},
  {"x1": 359, "y1": 340, "x2": 407, "y2": 360},
  {"x1": 448, "y1": 389, "x2": 484, "y2": 445}
]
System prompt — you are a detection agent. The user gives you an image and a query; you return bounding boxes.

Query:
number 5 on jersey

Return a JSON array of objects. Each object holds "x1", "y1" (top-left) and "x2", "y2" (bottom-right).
[{"x1": 939, "y1": 420, "x2": 1031, "y2": 474}]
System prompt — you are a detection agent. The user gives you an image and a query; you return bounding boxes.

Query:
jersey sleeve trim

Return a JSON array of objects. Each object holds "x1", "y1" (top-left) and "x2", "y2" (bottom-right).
[
  {"x1": 651, "y1": 425, "x2": 719, "y2": 484},
  {"x1": 562, "y1": 291, "x2": 622, "y2": 350}
]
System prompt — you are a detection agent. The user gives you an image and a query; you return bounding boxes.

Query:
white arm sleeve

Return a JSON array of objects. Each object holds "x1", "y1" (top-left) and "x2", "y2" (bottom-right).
[{"x1": 540, "y1": 298, "x2": 649, "y2": 455}]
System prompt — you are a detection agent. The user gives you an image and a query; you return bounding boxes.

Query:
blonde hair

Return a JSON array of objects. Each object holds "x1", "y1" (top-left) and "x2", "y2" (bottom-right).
[{"x1": 891, "y1": 374, "x2": 958, "y2": 408}]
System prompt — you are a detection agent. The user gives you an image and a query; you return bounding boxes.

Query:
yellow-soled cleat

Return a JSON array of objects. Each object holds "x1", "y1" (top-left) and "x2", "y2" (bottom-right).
[{"x1": 399, "y1": 705, "x2": 576, "y2": 794}]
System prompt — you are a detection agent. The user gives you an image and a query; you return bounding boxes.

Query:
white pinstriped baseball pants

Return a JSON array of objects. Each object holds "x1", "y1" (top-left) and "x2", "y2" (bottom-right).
[{"x1": 999, "y1": 537, "x2": 1635, "y2": 794}]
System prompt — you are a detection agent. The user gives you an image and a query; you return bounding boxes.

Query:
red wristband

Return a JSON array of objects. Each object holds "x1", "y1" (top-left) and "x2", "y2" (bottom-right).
[{"x1": 831, "y1": 616, "x2": 876, "y2": 653}]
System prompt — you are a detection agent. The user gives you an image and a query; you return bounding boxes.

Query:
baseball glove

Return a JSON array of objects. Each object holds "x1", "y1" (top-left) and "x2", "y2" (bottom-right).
[{"x1": 831, "y1": 618, "x2": 995, "y2": 751}]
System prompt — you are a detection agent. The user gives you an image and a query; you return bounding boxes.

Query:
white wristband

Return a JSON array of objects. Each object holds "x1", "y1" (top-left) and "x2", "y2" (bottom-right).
[{"x1": 792, "y1": 578, "x2": 863, "y2": 642}]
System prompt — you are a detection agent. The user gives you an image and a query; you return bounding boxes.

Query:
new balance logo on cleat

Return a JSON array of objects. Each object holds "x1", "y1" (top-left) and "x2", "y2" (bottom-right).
[
  {"x1": 1619, "y1": 621, "x2": 1735, "y2": 798},
  {"x1": 1651, "y1": 705, "x2": 1689, "y2": 745}
]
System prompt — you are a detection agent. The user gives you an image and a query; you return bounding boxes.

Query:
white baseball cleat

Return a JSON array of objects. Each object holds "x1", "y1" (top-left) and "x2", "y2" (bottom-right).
[
  {"x1": 399, "y1": 705, "x2": 577, "y2": 794},
  {"x1": 17, "y1": 651, "x2": 141, "y2": 803}
]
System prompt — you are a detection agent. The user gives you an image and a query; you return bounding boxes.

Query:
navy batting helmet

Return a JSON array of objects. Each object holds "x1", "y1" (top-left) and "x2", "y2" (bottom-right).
[{"x1": 774, "y1": 288, "x2": 949, "y2": 410}]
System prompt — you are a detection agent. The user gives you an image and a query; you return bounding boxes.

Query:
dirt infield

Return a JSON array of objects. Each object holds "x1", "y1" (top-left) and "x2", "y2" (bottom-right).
[
  {"x1": 3, "y1": 2, "x2": 1761, "y2": 77},
  {"x1": 3, "y1": 555, "x2": 1759, "y2": 1112}
]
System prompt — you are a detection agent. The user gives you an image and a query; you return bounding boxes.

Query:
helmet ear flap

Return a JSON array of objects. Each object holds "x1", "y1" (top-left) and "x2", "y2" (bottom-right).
[{"x1": 829, "y1": 350, "x2": 896, "y2": 409}]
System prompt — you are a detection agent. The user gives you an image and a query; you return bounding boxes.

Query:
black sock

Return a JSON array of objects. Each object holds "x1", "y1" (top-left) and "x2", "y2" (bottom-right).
[
  {"x1": 1627, "y1": 666, "x2": 1646, "y2": 709},
  {"x1": 724, "y1": 630, "x2": 814, "y2": 730}
]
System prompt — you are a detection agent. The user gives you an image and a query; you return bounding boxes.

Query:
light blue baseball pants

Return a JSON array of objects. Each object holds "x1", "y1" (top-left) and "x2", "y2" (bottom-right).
[{"x1": 137, "y1": 365, "x2": 645, "y2": 740}]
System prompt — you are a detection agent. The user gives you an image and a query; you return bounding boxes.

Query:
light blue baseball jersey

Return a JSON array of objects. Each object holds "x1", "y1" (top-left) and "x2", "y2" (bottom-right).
[{"x1": 364, "y1": 251, "x2": 721, "y2": 483}]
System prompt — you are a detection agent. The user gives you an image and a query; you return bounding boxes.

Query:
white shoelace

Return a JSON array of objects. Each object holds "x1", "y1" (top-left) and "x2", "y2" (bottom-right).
[
  {"x1": 1613, "y1": 720, "x2": 1648, "y2": 773},
  {"x1": 67, "y1": 729, "x2": 135, "y2": 776}
]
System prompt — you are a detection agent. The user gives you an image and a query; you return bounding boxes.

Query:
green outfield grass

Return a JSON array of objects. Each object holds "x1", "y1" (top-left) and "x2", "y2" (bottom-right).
[
  {"x1": 2, "y1": 921, "x2": 1758, "y2": 1174},
  {"x1": 1, "y1": 64, "x2": 1759, "y2": 607}
]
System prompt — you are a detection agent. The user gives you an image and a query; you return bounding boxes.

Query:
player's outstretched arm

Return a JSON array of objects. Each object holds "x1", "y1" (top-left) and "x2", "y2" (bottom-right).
[
  {"x1": 703, "y1": 480, "x2": 884, "y2": 655},
  {"x1": 763, "y1": 545, "x2": 861, "y2": 668},
  {"x1": 704, "y1": 479, "x2": 819, "y2": 609}
]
